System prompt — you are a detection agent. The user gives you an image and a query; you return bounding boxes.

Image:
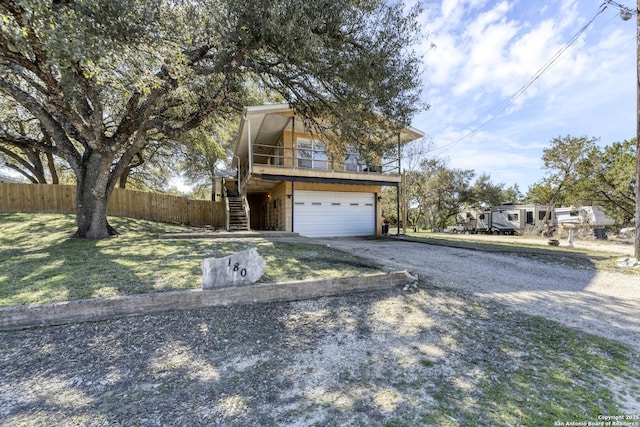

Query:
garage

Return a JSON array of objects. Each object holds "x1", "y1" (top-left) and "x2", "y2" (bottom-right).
[{"x1": 293, "y1": 190, "x2": 376, "y2": 237}]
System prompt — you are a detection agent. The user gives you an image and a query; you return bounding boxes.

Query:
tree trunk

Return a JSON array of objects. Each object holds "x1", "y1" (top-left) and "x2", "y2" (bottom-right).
[
  {"x1": 118, "y1": 167, "x2": 130, "y2": 189},
  {"x1": 73, "y1": 153, "x2": 118, "y2": 239},
  {"x1": 46, "y1": 152, "x2": 59, "y2": 184}
]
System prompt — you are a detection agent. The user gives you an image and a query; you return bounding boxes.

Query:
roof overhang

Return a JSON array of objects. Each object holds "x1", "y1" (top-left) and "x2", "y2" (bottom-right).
[
  {"x1": 233, "y1": 104, "x2": 294, "y2": 167},
  {"x1": 232, "y1": 104, "x2": 425, "y2": 168}
]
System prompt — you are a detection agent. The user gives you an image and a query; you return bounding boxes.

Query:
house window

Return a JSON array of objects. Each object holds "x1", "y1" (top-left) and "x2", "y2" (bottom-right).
[
  {"x1": 526, "y1": 212, "x2": 534, "y2": 224},
  {"x1": 297, "y1": 138, "x2": 327, "y2": 170},
  {"x1": 538, "y1": 211, "x2": 547, "y2": 221},
  {"x1": 344, "y1": 147, "x2": 360, "y2": 172}
]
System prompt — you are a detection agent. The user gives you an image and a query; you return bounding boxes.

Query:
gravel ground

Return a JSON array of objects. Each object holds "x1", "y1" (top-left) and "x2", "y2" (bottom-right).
[
  {"x1": 1, "y1": 236, "x2": 639, "y2": 426},
  {"x1": 316, "y1": 237, "x2": 640, "y2": 353}
]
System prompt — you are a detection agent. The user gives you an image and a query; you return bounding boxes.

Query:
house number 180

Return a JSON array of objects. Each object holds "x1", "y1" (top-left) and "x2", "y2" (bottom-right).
[{"x1": 228, "y1": 258, "x2": 247, "y2": 277}]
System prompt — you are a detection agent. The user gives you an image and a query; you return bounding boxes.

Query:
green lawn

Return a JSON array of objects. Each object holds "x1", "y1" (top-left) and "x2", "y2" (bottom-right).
[{"x1": 0, "y1": 213, "x2": 381, "y2": 306}]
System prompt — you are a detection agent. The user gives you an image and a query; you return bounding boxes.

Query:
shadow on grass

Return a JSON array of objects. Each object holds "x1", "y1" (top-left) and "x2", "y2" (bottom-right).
[
  {"x1": 3, "y1": 215, "x2": 637, "y2": 424},
  {"x1": 0, "y1": 213, "x2": 381, "y2": 306},
  {"x1": 0, "y1": 282, "x2": 637, "y2": 426}
]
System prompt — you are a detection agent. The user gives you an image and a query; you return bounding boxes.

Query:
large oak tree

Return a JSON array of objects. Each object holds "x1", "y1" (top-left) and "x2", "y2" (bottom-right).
[{"x1": 0, "y1": 0, "x2": 423, "y2": 238}]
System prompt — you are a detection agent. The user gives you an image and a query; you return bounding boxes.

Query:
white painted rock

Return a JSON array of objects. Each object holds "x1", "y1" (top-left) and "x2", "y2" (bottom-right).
[
  {"x1": 202, "y1": 247, "x2": 265, "y2": 290},
  {"x1": 616, "y1": 257, "x2": 639, "y2": 268}
]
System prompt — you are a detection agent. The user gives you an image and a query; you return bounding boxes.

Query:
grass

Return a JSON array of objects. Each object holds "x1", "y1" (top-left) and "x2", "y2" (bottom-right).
[
  {"x1": 396, "y1": 230, "x2": 638, "y2": 274},
  {"x1": 362, "y1": 288, "x2": 640, "y2": 426},
  {"x1": 0, "y1": 213, "x2": 381, "y2": 307},
  {"x1": 424, "y1": 305, "x2": 637, "y2": 426}
]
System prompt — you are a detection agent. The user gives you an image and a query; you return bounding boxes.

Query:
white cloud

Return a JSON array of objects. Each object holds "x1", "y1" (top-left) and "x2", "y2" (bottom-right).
[
  {"x1": 441, "y1": 0, "x2": 461, "y2": 19},
  {"x1": 464, "y1": 0, "x2": 511, "y2": 39},
  {"x1": 412, "y1": 0, "x2": 635, "y2": 189},
  {"x1": 422, "y1": 33, "x2": 466, "y2": 85}
]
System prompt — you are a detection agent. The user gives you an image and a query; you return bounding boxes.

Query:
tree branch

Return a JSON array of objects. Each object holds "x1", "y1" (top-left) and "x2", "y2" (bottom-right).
[
  {"x1": 107, "y1": 129, "x2": 149, "y2": 194},
  {"x1": 0, "y1": 146, "x2": 45, "y2": 182},
  {"x1": 4, "y1": 162, "x2": 38, "y2": 183},
  {"x1": 0, "y1": 131, "x2": 53, "y2": 153},
  {"x1": 0, "y1": 79, "x2": 82, "y2": 170}
]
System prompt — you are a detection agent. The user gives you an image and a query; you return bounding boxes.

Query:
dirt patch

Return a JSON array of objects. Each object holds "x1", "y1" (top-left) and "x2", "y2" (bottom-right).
[{"x1": 2, "y1": 284, "x2": 639, "y2": 426}]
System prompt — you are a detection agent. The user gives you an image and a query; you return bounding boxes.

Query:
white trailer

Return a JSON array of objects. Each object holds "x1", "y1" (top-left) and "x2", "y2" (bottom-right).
[
  {"x1": 555, "y1": 206, "x2": 614, "y2": 227},
  {"x1": 555, "y1": 206, "x2": 615, "y2": 240},
  {"x1": 457, "y1": 204, "x2": 556, "y2": 235},
  {"x1": 455, "y1": 209, "x2": 516, "y2": 235}
]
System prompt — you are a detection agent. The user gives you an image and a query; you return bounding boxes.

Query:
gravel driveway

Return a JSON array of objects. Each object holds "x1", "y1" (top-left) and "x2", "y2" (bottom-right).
[{"x1": 317, "y1": 237, "x2": 640, "y2": 353}]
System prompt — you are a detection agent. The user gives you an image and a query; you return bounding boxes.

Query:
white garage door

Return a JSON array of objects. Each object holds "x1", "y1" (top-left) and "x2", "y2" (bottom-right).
[{"x1": 294, "y1": 190, "x2": 376, "y2": 237}]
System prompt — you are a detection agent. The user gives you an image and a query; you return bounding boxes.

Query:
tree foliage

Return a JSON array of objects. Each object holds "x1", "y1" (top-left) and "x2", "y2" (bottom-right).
[
  {"x1": 527, "y1": 135, "x2": 597, "y2": 226},
  {"x1": 527, "y1": 135, "x2": 634, "y2": 228},
  {"x1": 579, "y1": 139, "x2": 635, "y2": 227},
  {"x1": 467, "y1": 173, "x2": 523, "y2": 208},
  {"x1": 178, "y1": 119, "x2": 233, "y2": 199},
  {"x1": 382, "y1": 157, "x2": 522, "y2": 230},
  {"x1": 0, "y1": 0, "x2": 424, "y2": 238},
  {"x1": 389, "y1": 159, "x2": 468, "y2": 229}
]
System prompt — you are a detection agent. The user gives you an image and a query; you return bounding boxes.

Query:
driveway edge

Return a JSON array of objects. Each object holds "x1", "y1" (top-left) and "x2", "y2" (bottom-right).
[{"x1": 0, "y1": 270, "x2": 417, "y2": 330}]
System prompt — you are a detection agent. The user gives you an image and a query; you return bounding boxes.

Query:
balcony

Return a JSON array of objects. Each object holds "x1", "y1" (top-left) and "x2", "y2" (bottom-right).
[
  {"x1": 249, "y1": 140, "x2": 402, "y2": 185},
  {"x1": 232, "y1": 104, "x2": 424, "y2": 193}
]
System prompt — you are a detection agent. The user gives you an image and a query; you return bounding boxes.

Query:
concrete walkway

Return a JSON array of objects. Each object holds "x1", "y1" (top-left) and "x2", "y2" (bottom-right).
[{"x1": 158, "y1": 230, "x2": 300, "y2": 239}]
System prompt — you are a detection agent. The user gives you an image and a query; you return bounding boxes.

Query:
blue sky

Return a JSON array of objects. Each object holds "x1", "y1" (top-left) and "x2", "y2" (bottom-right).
[{"x1": 411, "y1": 0, "x2": 636, "y2": 192}]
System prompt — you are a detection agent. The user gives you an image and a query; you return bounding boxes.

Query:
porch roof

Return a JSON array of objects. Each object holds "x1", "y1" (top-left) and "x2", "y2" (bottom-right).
[{"x1": 232, "y1": 104, "x2": 424, "y2": 168}]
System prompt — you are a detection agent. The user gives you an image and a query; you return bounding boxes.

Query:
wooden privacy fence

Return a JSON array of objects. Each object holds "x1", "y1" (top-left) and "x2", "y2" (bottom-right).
[{"x1": 0, "y1": 183, "x2": 225, "y2": 227}]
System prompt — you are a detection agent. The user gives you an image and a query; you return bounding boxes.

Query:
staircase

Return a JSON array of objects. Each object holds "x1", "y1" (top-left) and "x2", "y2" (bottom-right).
[{"x1": 226, "y1": 189, "x2": 249, "y2": 231}]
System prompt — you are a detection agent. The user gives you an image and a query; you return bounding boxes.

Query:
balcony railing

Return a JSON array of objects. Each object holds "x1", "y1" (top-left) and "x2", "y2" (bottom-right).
[{"x1": 250, "y1": 142, "x2": 400, "y2": 175}]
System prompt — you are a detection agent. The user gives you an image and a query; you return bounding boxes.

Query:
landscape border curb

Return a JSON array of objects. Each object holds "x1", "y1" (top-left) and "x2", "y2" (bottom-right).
[{"x1": 0, "y1": 270, "x2": 417, "y2": 330}]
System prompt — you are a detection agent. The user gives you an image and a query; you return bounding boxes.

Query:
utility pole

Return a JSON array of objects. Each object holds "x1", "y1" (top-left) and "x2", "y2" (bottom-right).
[
  {"x1": 636, "y1": 0, "x2": 640, "y2": 259},
  {"x1": 617, "y1": 0, "x2": 640, "y2": 259}
]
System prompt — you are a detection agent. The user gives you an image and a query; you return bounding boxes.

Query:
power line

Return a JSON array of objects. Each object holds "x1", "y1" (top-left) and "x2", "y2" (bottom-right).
[
  {"x1": 434, "y1": 2, "x2": 611, "y2": 152},
  {"x1": 604, "y1": 0, "x2": 637, "y2": 19}
]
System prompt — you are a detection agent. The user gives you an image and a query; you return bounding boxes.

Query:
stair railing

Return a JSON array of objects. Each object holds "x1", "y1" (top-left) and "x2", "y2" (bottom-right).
[
  {"x1": 223, "y1": 186, "x2": 230, "y2": 231},
  {"x1": 242, "y1": 195, "x2": 250, "y2": 230}
]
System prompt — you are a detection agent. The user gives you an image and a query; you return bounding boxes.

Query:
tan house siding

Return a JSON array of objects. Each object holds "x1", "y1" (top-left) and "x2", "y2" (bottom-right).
[
  {"x1": 295, "y1": 182, "x2": 380, "y2": 193},
  {"x1": 271, "y1": 182, "x2": 288, "y2": 231}
]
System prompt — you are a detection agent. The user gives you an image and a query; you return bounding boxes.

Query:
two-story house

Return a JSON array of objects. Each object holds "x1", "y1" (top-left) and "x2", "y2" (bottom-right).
[{"x1": 227, "y1": 104, "x2": 423, "y2": 237}]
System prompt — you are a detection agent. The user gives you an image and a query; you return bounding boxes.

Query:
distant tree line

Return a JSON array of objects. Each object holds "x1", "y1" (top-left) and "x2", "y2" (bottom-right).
[{"x1": 382, "y1": 135, "x2": 635, "y2": 230}]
